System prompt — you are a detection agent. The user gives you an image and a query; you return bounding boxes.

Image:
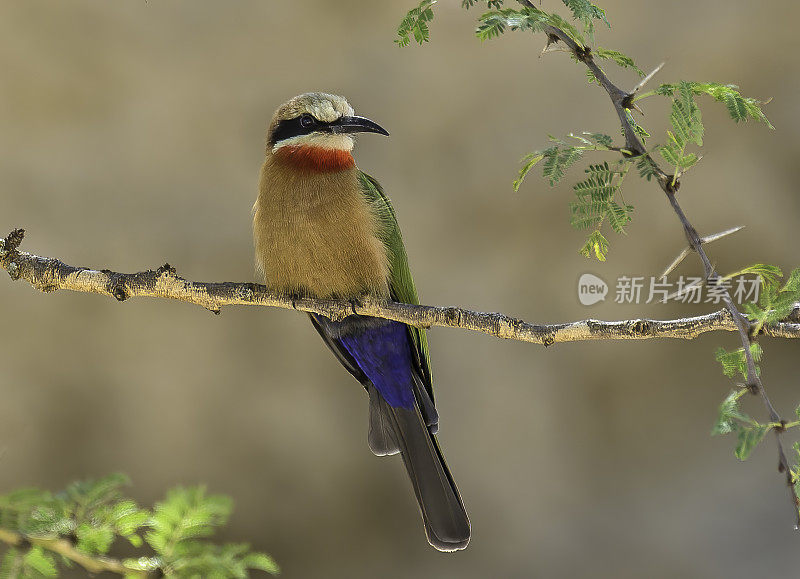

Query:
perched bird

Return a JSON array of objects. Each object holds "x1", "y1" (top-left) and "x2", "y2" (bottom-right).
[{"x1": 253, "y1": 92, "x2": 470, "y2": 551}]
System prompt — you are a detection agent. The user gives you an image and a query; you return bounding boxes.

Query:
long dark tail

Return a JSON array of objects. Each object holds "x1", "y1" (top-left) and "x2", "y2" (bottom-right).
[
  {"x1": 369, "y1": 385, "x2": 470, "y2": 551},
  {"x1": 310, "y1": 313, "x2": 470, "y2": 550}
]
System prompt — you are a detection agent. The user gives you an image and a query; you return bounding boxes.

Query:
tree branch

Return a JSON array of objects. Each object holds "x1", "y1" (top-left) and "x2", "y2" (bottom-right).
[
  {"x1": 514, "y1": 0, "x2": 800, "y2": 525},
  {"x1": 0, "y1": 527, "x2": 146, "y2": 576},
  {"x1": 2, "y1": 229, "x2": 798, "y2": 347}
]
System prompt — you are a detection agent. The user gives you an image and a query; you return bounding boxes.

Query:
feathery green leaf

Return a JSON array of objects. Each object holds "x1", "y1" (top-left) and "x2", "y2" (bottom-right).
[
  {"x1": 396, "y1": 0, "x2": 437, "y2": 46},
  {"x1": 23, "y1": 547, "x2": 58, "y2": 577},
  {"x1": 657, "y1": 82, "x2": 773, "y2": 128},
  {"x1": 715, "y1": 344, "x2": 762, "y2": 379},
  {"x1": 736, "y1": 424, "x2": 770, "y2": 461},
  {"x1": 635, "y1": 155, "x2": 658, "y2": 181},
  {"x1": 579, "y1": 230, "x2": 609, "y2": 261},
  {"x1": 595, "y1": 48, "x2": 644, "y2": 76},
  {"x1": 624, "y1": 109, "x2": 649, "y2": 142},
  {"x1": 711, "y1": 389, "x2": 750, "y2": 436}
]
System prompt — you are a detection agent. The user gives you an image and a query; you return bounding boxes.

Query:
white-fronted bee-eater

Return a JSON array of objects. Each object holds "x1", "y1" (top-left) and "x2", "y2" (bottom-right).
[{"x1": 253, "y1": 92, "x2": 470, "y2": 551}]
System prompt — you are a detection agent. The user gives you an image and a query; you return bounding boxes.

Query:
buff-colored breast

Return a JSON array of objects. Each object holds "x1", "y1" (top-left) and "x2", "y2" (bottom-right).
[{"x1": 253, "y1": 155, "x2": 390, "y2": 299}]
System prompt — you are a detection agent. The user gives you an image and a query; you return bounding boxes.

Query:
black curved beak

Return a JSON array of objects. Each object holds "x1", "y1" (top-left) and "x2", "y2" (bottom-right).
[{"x1": 329, "y1": 115, "x2": 389, "y2": 136}]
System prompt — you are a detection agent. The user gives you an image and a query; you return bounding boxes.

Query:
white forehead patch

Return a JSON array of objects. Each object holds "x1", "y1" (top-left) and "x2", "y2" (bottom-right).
[
  {"x1": 308, "y1": 98, "x2": 354, "y2": 123},
  {"x1": 276, "y1": 92, "x2": 354, "y2": 123}
]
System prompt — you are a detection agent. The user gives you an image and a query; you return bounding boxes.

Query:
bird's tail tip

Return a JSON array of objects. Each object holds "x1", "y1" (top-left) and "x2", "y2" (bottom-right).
[{"x1": 426, "y1": 528, "x2": 471, "y2": 552}]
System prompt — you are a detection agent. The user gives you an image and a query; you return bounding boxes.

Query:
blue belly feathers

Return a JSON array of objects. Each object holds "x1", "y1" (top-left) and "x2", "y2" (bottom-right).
[{"x1": 338, "y1": 321, "x2": 416, "y2": 409}]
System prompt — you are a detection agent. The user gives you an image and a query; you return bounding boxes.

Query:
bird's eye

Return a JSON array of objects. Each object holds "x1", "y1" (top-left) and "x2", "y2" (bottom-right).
[{"x1": 299, "y1": 114, "x2": 316, "y2": 128}]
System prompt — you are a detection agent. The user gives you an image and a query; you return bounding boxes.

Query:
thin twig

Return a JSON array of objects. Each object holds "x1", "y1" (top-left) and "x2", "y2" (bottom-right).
[{"x1": 0, "y1": 527, "x2": 146, "y2": 576}]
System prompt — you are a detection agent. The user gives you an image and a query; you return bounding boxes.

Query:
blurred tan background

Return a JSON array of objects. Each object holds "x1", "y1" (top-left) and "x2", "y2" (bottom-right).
[{"x1": 1, "y1": 1, "x2": 799, "y2": 577}]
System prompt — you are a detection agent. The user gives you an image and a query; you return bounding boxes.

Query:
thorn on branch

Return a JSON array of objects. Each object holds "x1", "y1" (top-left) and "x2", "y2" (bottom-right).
[
  {"x1": 4, "y1": 228, "x2": 26, "y2": 253},
  {"x1": 660, "y1": 226, "x2": 745, "y2": 278},
  {"x1": 157, "y1": 263, "x2": 176, "y2": 277},
  {"x1": 629, "y1": 102, "x2": 645, "y2": 116},
  {"x1": 631, "y1": 62, "x2": 665, "y2": 95}
]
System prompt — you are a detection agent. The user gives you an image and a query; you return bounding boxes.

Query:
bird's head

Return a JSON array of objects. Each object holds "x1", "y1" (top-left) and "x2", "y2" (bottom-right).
[{"x1": 267, "y1": 92, "x2": 389, "y2": 155}]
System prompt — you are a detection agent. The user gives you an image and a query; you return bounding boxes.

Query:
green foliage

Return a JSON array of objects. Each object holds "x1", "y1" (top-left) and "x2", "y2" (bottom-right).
[
  {"x1": 138, "y1": 486, "x2": 278, "y2": 577},
  {"x1": 715, "y1": 343, "x2": 762, "y2": 379},
  {"x1": 594, "y1": 48, "x2": 644, "y2": 76},
  {"x1": 623, "y1": 109, "x2": 649, "y2": 143},
  {"x1": 514, "y1": 135, "x2": 634, "y2": 260},
  {"x1": 711, "y1": 389, "x2": 772, "y2": 461},
  {"x1": 735, "y1": 424, "x2": 770, "y2": 460},
  {"x1": 462, "y1": 0, "x2": 504, "y2": 8},
  {"x1": 396, "y1": 0, "x2": 437, "y2": 47},
  {"x1": 22, "y1": 547, "x2": 57, "y2": 578},
  {"x1": 156, "y1": 543, "x2": 280, "y2": 579},
  {"x1": 570, "y1": 161, "x2": 633, "y2": 260},
  {"x1": 513, "y1": 133, "x2": 615, "y2": 191},
  {"x1": 475, "y1": 6, "x2": 587, "y2": 47},
  {"x1": 544, "y1": 13, "x2": 586, "y2": 47},
  {"x1": 514, "y1": 144, "x2": 578, "y2": 190},
  {"x1": 656, "y1": 82, "x2": 773, "y2": 128},
  {"x1": 582, "y1": 132, "x2": 614, "y2": 147},
  {"x1": 561, "y1": 0, "x2": 609, "y2": 31},
  {"x1": 578, "y1": 230, "x2": 609, "y2": 262},
  {"x1": 570, "y1": 161, "x2": 632, "y2": 233},
  {"x1": 0, "y1": 476, "x2": 279, "y2": 578},
  {"x1": 712, "y1": 389, "x2": 750, "y2": 436},
  {"x1": 475, "y1": 7, "x2": 549, "y2": 42},
  {"x1": 658, "y1": 82, "x2": 704, "y2": 181},
  {"x1": 738, "y1": 266, "x2": 800, "y2": 334},
  {"x1": 0, "y1": 546, "x2": 60, "y2": 579},
  {"x1": 146, "y1": 487, "x2": 232, "y2": 557},
  {"x1": 793, "y1": 444, "x2": 800, "y2": 495},
  {"x1": 543, "y1": 144, "x2": 583, "y2": 186},
  {"x1": 791, "y1": 443, "x2": 800, "y2": 504},
  {"x1": 462, "y1": 0, "x2": 610, "y2": 46},
  {"x1": 635, "y1": 155, "x2": 659, "y2": 181},
  {"x1": 0, "y1": 548, "x2": 22, "y2": 579}
]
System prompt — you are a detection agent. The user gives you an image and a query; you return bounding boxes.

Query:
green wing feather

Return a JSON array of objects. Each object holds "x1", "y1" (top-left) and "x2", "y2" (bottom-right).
[{"x1": 358, "y1": 171, "x2": 434, "y2": 396}]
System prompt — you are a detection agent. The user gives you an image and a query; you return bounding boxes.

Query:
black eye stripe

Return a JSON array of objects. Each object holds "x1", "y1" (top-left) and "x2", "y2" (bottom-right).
[{"x1": 269, "y1": 116, "x2": 334, "y2": 146}]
